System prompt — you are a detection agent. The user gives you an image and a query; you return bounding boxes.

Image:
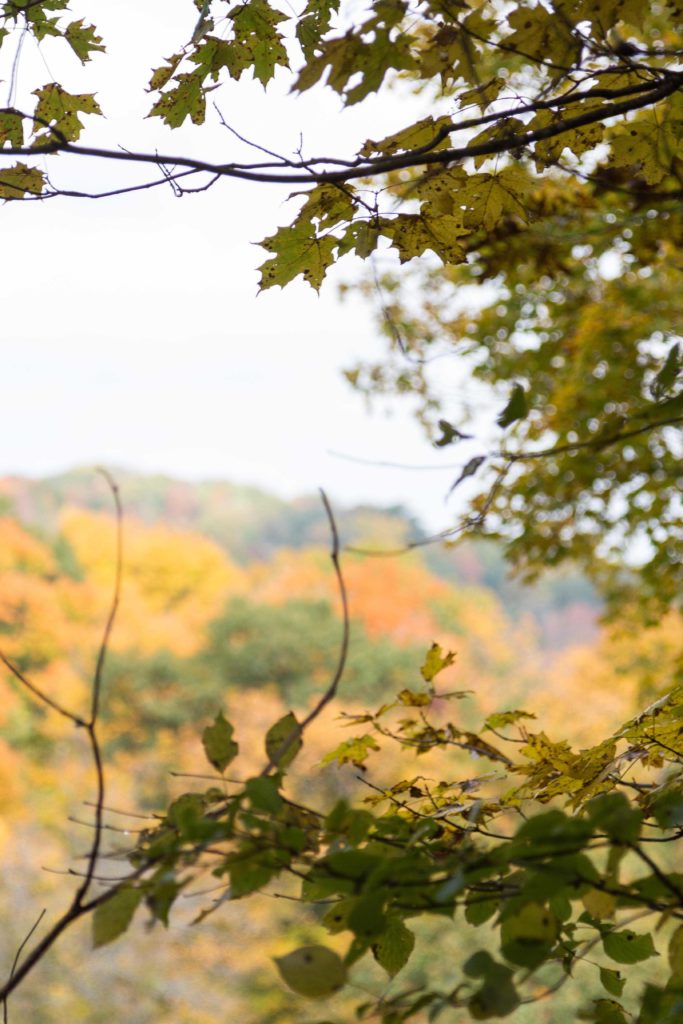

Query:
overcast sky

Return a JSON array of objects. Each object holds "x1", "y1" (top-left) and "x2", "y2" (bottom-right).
[{"x1": 1, "y1": 0, "x2": 485, "y2": 530}]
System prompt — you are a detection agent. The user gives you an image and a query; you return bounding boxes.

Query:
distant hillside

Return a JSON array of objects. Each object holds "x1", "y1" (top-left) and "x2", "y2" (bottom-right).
[
  {"x1": 0, "y1": 468, "x2": 423, "y2": 560},
  {"x1": 0, "y1": 468, "x2": 600, "y2": 647}
]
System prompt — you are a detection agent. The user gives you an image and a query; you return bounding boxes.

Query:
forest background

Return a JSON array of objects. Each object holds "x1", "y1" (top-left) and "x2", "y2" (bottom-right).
[
  {"x1": 1, "y1": 0, "x2": 682, "y2": 1022},
  {"x1": 0, "y1": 467, "x2": 666, "y2": 1022}
]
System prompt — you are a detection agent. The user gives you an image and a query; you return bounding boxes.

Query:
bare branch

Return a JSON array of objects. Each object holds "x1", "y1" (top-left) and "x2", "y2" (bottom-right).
[
  {"x1": 0, "y1": 470, "x2": 125, "y2": 1002},
  {"x1": 0, "y1": 73, "x2": 679, "y2": 193}
]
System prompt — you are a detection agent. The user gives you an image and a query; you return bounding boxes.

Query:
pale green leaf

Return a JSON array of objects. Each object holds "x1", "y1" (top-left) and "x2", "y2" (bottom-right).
[
  {"x1": 202, "y1": 711, "x2": 238, "y2": 772},
  {"x1": 93, "y1": 886, "x2": 142, "y2": 948},
  {"x1": 372, "y1": 917, "x2": 415, "y2": 977},
  {"x1": 265, "y1": 711, "x2": 302, "y2": 769}
]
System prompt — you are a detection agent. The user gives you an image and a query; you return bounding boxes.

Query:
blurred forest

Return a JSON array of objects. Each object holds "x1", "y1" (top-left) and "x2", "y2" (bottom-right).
[{"x1": 0, "y1": 470, "x2": 679, "y2": 1021}]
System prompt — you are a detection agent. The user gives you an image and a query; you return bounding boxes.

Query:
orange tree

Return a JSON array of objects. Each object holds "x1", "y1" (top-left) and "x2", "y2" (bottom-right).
[{"x1": 1, "y1": 2, "x2": 682, "y2": 1022}]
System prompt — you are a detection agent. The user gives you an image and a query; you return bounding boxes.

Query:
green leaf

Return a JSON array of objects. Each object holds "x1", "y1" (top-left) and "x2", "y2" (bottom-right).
[
  {"x1": 189, "y1": 36, "x2": 253, "y2": 83},
  {"x1": 603, "y1": 929, "x2": 657, "y2": 965},
  {"x1": 651, "y1": 789, "x2": 683, "y2": 829},
  {"x1": 420, "y1": 643, "x2": 456, "y2": 682},
  {"x1": 609, "y1": 119, "x2": 674, "y2": 186},
  {"x1": 322, "y1": 897, "x2": 356, "y2": 934},
  {"x1": 578, "y1": 998, "x2": 630, "y2": 1023},
  {"x1": 360, "y1": 115, "x2": 453, "y2": 159},
  {"x1": 146, "y1": 874, "x2": 181, "y2": 926},
  {"x1": 245, "y1": 775, "x2": 283, "y2": 813},
  {"x1": 0, "y1": 162, "x2": 45, "y2": 199},
  {"x1": 229, "y1": 857, "x2": 275, "y2": 898},
  {"x1": 148, "y1": 52, "x2": 184, "y2": 91},
  {"x1": 433, "y1": 419, "x2": 472, "y2": 447},
  {"x1": 348, "y1": 891, "x2": 387, "y2": 939},
  {"x1": 497, "y1": 384, "x2": 528, "y2": 428},
  {"x1": 275, "y1": 944, "x2": 347, "y2": 999},
  {"x1": 465, "y1": 897, "x2": 499, "y2": 925},
  {"x1": 464, "y1": 952, "x2": 520, "y2": 1019},
  {"x1": 202, "y1": 711, "x2": 238, "y2": 772},
  {"x1": 669, "y1": 924, "x2": 683, "y2": 979},
  {"x1": 294, "y1": 25, "x2": 415, "y2": 105},
  {"x1": 324, "y1": 803, "x2": 373, "y2": 845},
  {"x1": 65, "y1": 19, "x2": 105, "y2": 63},
  {"x1": 33, "y1": 84, "x2": 102, "y2": 143},
  {"x1": 385, "y1": 210, "x2": 470, "y2": 265},
  {"x1": 296, "y1": 0, "x2": 340, "y2": 60},
  {"x1": 585, "y1": 794, "x2": 641, "y2": 843},
  {"x1": 461, "y1": 168, "x2": 533, "y2": 232},
  {"x1": 321, "y1": 734, "x2": 380, "y2": 767},
  {"x1": 464, "y1": 951, "x2": 497, "y2": 978},
  {"x1": 0, "y1": 111, "x2": 24, "y2": 148},
  {"x1": 340, "y1": 221, "x2": 380, "y2": 259},
  {"x1": 147, "y1": 72, "x2": 206, "y2": 128},
  {"x1": 637, "y1": 984, "x2": 683, "y2": 1024},
  {"x1": 505, "y1": 4, "x2": 581, "y2": 64},
  {"x1": 295, "y1": 182, "x2": 357, "y2": 228},
  {"x1": 500, "y1": 903, "x2": 558, "y2": 968},
  {"x1": 258, "y1": 220, "x2": 337, "y2": 292},
  {"x1": 93, "y1": 886, "x2": 142, "y2": 948},
  {"x1": 484, "y1": 710, "x2": 535, "y2": 731},
  {"x1": 166, "y1": 792, "x2": 207, "y2": 833},
  {"x1": 230, "y1": 0, "x2": 289, "y2": 86},
  {"x1": 372, "y1": 917, "x2": 415, "y2": 977},
  {"x1": 265, "y1": 711, "x2": 302, "y2": 768},
  {"x1": 651, "y1": 343, "x2": 681, "y2": 400},
  {"x1": 397, "y1": 688, "x2": 431, "y2": 706},
  {"x1": 326, "y1": 850, "x2": 381, "y2": 879},
  {"x1": 600, "y1": 968, "x2": 626, "y2": 997},
  {"x1": 582, "y1": 888, "x2": 617, "y2": 920}
]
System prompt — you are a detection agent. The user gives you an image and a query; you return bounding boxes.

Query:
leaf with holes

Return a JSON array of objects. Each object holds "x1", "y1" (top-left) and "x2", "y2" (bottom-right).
[
  {"x1": 258, "y1": 220, "x2": 337, "y2": 291},
  {"x1": 0, "y1": 163, "x2": 45, "y2": 198},
  {"x1": 65, "y1": 19, "x2": 105, "y2": 63}
]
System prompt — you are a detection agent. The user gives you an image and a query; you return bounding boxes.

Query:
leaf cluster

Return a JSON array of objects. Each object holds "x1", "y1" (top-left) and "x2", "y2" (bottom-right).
[{"x1": 90, "y1": 643, "x2": 683, "y2": 1023}]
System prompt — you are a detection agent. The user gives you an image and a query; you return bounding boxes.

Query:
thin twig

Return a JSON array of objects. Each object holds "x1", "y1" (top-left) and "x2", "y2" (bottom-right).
[
  {"x1": 2, "y1": 909, "x2": 45, "y2": 1024},
  {"x1": 328, "y1": 449, "x2": 465, "y2": 471},
  {"x1": 0, "y1": 651, "x2": 86, "y2": 726},
  {"x1": 90, "y1": 467, "x2": 122, "y2": 725},
  {"x1": 83, "y1": 801, "x2": 159, "y2": 821},
  {"x1": 261, "y1": 489, "x2": 350, "y2": 772}
]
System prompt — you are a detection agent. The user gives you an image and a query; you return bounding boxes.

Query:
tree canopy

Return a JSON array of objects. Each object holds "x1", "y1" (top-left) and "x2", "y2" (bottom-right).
[{"x1": 1, "y1": 1, "x2": 682, "y2": 1022}]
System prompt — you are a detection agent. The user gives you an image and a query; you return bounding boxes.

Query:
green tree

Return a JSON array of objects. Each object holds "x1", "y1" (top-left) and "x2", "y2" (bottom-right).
[
  {"x1": 0, "y1": 2, "x2": 682, "y2": 1023},
  {"x1": 200, "y1": 596, "x2": 424, "y2": 704}
]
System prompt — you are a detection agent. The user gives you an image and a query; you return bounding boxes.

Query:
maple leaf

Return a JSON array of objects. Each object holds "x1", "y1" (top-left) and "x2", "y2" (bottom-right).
[
  {"x1": 147, "y1": 72, "x2": 206, "y2": 128},
  {"x1": 0, "y1": 162, "x2": 45, "y2": 199},
  {"x1": 32, "y1": 84, "x2": 102, "y2": 142},
  {"x1": 461, "y1": 167, "x2": 533, "y2": 231},
  {"x1": 64, "y1": 19, "x2": 105, "y2": 63},
  {"x1": 608, "y1": 117, "x2": 679, "y2": 185},
  {"x1": 189, "y1": 36, "x2": 253, "y2": 83},
  {"x1": 505, "y1": 5, "x2": 581, "y2": 66},
  {"x1": 295, "y1": 182, "x2": 357, "y2": 228},
  {"x1": 148, "y1": 53, "x2": 184, "y2": 92},
  {"x1": 360, "y1": 115, "x2": 453, "y2": 159},
  {"x1": 386, "y1": 208, "x2": 470, "y2": 264},
  {"x1": 258, "y1": 221, "x2": 337, "y2": 291},
  {"x1": 0, "y1": 111, "x2": 23, "y2": 148},
  {"x1": 230, "y1": 0, "x2": 289, "y2": 86},
  {"x1": 296, "y1": 0, "x2": 340, "y2": 59}
]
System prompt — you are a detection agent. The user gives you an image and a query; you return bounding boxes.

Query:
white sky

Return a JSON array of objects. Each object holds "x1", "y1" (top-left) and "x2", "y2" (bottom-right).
[{"x1": 1, "y1": 0, "x2": 483, "y2": 530}]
